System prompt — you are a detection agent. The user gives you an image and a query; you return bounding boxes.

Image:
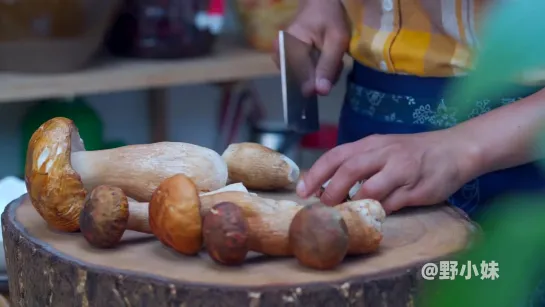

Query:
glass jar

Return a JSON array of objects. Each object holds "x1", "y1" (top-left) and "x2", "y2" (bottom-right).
[
  {"x1": 235, "y1": 0, "x2": 299, "y2": 52},
  {"x1": 106, "y1": 0, "x2": 221, "y2": 59},
  {"x1": 0, "y1": 0, "x2": 87, "y2": 41}
]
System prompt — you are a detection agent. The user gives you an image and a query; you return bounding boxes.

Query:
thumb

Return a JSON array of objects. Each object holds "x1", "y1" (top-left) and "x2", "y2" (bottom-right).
[{"x1": 315, "y1": 31, "x2": 347, "y2": 95}]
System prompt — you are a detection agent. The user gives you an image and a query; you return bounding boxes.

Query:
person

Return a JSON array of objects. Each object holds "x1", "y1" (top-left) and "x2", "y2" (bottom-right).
[{"x1": 273, "y1": 0, "x2": 545, "y2": 218}]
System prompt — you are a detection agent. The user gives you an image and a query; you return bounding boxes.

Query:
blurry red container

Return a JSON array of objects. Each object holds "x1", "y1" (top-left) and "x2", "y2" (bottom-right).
[{"x1": 298, "y1": 124, "x2": 339, "y2": 169}]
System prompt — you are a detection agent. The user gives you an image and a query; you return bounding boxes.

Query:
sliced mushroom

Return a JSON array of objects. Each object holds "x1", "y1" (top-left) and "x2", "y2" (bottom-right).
[{"x1": 25, "y1": 117, "x2": 228, "y2": 232}]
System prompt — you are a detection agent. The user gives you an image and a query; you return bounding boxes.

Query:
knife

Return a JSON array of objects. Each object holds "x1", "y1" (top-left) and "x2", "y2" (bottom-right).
[{"x1": 279, "y1": 30, "x2": 321, "y2": 134}]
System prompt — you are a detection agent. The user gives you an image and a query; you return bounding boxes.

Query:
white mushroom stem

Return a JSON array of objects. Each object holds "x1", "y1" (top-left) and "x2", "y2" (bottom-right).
[
  {"x1": 127, "y1": 202, "x2": 152, "y2": 233},
  {"x1": 70, "y1": 142, "x2": 228, "y2": 202}
]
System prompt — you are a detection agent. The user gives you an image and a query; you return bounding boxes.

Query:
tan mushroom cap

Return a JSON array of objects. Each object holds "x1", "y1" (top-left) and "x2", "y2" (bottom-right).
[
  {"x1": 222, "y1": 142, "x2": 300, "y2": 190},
  {"x1": 25, "y1": 117, "x2": 86, "y2": 232}
]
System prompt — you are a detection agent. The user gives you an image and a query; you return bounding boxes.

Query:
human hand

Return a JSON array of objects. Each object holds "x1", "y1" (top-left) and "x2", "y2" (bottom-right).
[
  {"x1": 296, "y1": 130, "x2": 482, "y2": 214},
  {"x1": 272, "y1": 0, "x2": 350, "y2": 95}
]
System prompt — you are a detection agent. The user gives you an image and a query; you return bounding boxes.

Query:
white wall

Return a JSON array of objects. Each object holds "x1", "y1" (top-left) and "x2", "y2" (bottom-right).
[{"x1": 0, "y1": 0, "x2": 348, "y2": 178}]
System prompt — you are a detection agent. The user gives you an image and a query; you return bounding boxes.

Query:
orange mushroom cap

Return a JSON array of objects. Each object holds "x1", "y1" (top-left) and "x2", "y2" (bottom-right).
[
  {"x1": 149, "y1": 174, "x2": 203, "y2": 255},
  {"x1": 25, "y1": 117, "x2": 86, "y2": 232}
]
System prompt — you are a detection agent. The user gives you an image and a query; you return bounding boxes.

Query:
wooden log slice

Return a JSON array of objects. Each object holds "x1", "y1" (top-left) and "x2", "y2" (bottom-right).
[{"x1": 3, "y1": 193, "x2": 478, "y2": 307}]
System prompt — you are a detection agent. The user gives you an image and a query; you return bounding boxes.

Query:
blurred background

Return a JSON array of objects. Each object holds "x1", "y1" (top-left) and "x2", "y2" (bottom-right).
[{"x1": 0, "y1": 0, "x2": 343, "y2": 180}]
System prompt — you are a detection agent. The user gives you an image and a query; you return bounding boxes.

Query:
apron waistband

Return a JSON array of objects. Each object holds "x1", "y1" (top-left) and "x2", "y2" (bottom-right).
[
  {"x1": 349, "y1": 62, "x2": 452, "y2": 98},
  {"x1": 349, "y1": 61, "x2": 543, "y2": 99}
]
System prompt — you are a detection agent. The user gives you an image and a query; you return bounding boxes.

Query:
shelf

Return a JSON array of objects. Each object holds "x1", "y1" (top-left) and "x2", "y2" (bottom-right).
[
  {"x1": 0, "y1": 39, "x2": 355, "y2": 104},
  {"x1": 0, "y1": 41, "x2": 279, "y2": 103}
]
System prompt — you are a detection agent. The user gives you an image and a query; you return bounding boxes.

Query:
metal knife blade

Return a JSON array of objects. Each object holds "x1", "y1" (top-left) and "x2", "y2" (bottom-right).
[{"x1": 279, "y1": 30, "x2": 320, "y2": 134}]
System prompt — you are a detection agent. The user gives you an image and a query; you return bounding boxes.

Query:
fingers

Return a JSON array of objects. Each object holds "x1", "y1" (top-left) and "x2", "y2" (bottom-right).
[
  {"x1": 301, "y1": 79, "x2": 316, "y2": 97},
  {"x1": 380, "y1": 189, "x2": 412, "y2": 214},
  {"x1": 315, "y1": 29, "x2": 348, "y2": 95},
  {"x1": 296, "y1": 142, "x2": 357, "y2": 198},
  {"x1": 377, "y1": 178, "x2": 436, "y2": 214},
  {"x1": 320, "y1": 154, "x2": 385, "y2": 206},
  {"x1": 330, "y1": 61, "x2": 345, "y2": 88},
  {"x1": 352, "y1": 173, "x2": 394, "y2": 203},
  {"x1": 352, "y1": 163, "x2": 408, "y2": 201}
]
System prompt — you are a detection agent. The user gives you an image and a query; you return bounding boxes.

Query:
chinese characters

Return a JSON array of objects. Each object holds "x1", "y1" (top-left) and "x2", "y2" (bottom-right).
[{"x1": 421, "y1": 260, "x2": 499, "y2": 280}]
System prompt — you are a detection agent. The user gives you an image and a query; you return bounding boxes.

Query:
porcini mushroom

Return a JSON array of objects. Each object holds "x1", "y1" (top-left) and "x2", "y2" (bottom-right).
[
  {"x1": 337, "y1": 199, "x2": 385, "y2": 255},
  {"x1": 200, "y1": 191, "x2": 300, "y2": 255},
  {"x1": 78, "y1": 181, "x2": 249, "y2": 250},
  {"x1": 149, "y1": 174, "x2": 203, "y2": 256},
  {"x1": 80, "y1": 185, "x2": 151, "y2": 248},
  {"x1": 25, "y1": 117, "x2": 228, "y2": 232},
  {"x1": 203, "y1": 202, "x2": 249, "y2": 266},
  {"x1": 221, "y1": 142, "x2": 300, "y2": 190},
  {"x1": 289, "y1": 203, "x2": 349, "y2": 270},
  {"x1": 199, "y1": 191, "x2": 386, "y2": 264}
]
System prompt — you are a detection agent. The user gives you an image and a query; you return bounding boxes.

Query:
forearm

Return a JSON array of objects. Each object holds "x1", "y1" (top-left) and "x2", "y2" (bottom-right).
[{"x1": 453, "y1": 88, "x2": 545, "y2": 178}]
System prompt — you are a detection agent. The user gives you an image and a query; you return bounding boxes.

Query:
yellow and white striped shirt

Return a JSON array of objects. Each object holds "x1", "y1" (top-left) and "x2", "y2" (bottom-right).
[{"x1": 343, "y1": 0, "x2": 490, "y2": 77}]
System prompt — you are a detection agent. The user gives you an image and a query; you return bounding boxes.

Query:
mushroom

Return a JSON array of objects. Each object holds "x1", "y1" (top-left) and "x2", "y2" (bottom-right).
[
  {"x1": 147, "y1": 176, "x2": 252, "y2": 256},
  {"x1": 148, "y1": 174, "x2": 203, "y2": 256},
  {"x1": 25, "y1": 117, "x2": 228, "y2": 232},
  {"x1": 199, "y1": 191, "x2": 386, "y2": 262},
  {"x1": 289, "y1": 203, "x2": 349, "y2": 270},
  {"x1": 80, "y1": 185, "x2": 151, "y2": 248},
  {"x1": 75, "y1": 180, "x2": 250, "y2": 251},
  {"x1": 200, "y1": 191, "x2": 300, "y2": 256},
  {"x1": 221, "y1": 142, "x2": 300, "y2": 190},
  {"x1": 203, "y1": 201, "x2": 249, "y2": 266}
]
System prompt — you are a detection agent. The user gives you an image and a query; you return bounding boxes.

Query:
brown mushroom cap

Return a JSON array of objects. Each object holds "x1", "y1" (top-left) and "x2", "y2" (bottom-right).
[
  {"x1": 25, "y1": 117, "x2": 86, "y2": 232},
  {"x1": 203, "y1": 201, "x2": 249, "y2": 266},
  {"x1": 289, "y1": 203, "x2": 349, "y2": 270},
  {"x1": 79, "y1": 185, "x2": 130, "y2": 248},
  {"x1": 149, "y1": 174, "x2": 203, "y2": 255}
]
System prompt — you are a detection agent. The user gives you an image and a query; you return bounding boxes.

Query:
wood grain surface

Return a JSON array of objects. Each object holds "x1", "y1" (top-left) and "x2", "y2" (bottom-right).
[{"x1": 3, "y1": 192, "x2": 478, "y2": 307}]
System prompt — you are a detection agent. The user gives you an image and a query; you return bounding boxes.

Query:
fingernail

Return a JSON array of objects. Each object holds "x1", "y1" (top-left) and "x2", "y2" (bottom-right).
[
  {"x1": 296, "y1": 180, "x2": 307, "y2": 197},
  {"x1": 316, "y1": 78, "x2": 332, "y2": 93}
]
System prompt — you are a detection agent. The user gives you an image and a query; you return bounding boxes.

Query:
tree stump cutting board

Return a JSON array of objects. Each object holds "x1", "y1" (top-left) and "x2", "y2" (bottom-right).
[{"x1": 2, "y1": 192, "x2": 478, "y2": 307}]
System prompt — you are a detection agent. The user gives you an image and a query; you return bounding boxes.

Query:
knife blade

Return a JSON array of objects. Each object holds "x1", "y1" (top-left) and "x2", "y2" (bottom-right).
[{"x1": 279, "y1": 30, "x2": 321, "y2": 134}]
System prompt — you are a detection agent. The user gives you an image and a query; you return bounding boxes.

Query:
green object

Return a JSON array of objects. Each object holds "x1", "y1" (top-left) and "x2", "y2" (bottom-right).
[
  {"x1": 20, "y1": 97, "x2": 125, "y2": 176},
  {"x1": 444, "y1": 0, "x2": 545, "y2": 112},
  {"x1": 420, "y1": 1, "x2": 545, "y2": 306}
]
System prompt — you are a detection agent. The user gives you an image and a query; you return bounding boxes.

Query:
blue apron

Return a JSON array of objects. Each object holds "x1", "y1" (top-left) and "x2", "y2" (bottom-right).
[
  {"x1": 339, "y1": 61, "x2": 545, "y2": 307},
  {"x1": 338, "y1": 61, "x2": 545, "y2": 217}
]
